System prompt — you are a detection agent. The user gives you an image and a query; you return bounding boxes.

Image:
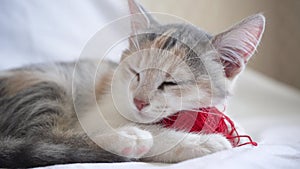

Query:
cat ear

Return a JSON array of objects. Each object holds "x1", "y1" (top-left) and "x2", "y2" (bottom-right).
[
  {"x1": 212, "y1": 14, "x2": 265, "y2": 79},
  {"x1": 128, "y1": 0, "x2": 158, "y2": 32}
]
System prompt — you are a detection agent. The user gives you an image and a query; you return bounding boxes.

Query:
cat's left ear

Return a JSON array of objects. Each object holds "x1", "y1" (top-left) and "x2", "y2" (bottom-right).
[
  {"x1": 212, "y1": 14, "x2": 265, "y2": 79},
  {"x1": 128, "y1": 0, "x2": 159, "y2": 32}
]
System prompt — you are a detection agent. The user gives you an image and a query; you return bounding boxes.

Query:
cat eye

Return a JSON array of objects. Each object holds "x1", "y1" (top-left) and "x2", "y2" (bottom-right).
[
  {"x1": 158, "y1": 81, "x2": 178, "y2": 90},
  {"x1": 136, "y1": 73, "x2": 140, "y2": 81},
  {"x1": 129, "y1": 68, "x2": 140, "y2": 81}
]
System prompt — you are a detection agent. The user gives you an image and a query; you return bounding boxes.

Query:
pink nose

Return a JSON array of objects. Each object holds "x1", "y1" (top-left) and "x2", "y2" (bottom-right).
[{"x1": 134, "y1": 98, "x2": 149, "y2": 111}]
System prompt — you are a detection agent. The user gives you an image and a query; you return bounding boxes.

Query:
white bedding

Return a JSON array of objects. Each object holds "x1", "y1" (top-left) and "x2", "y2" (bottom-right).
[{"x1": 1, "y1": 1, "x2": 300, "y2": 168}]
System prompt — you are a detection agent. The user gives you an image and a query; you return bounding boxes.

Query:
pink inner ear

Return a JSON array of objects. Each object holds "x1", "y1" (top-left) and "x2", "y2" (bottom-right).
[
  {"x1": 128, "y1": 0, "x2": 150, "y2": 33},
  {"x1": 241, "y1": 24, "x2": 264, "y2": 62},
  {"x1": 213, "y1": 15, "x2": 265, "y2": 79},
  {"x1": 221, "y1": 53, "x2": 242, "y2": 78}
]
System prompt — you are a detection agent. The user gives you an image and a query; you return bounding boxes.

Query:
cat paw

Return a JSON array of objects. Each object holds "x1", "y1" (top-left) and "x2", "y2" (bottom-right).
[
  {"x1": 172, "y1": 134, "x2": 232, "y2": 162},
  {"x1": 102, "y1": 126, "x2": 153, "y2": 158},
  {"x1": 118, "y1": 126, "x2": 153, "y2": 158}
]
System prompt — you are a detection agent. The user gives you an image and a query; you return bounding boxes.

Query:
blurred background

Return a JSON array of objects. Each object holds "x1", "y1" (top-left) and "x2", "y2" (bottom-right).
[
  {"x1": 140, "y1": 0, "x2": 300, "y2": 90},
  {"x1": 1, "y1": 0, "x2": 299, "y2": 89}
]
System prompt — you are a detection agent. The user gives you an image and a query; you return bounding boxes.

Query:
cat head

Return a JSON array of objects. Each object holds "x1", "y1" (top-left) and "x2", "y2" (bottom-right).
[{"x1": 112, "y1": 0, "x2": 265, "y2": 124}]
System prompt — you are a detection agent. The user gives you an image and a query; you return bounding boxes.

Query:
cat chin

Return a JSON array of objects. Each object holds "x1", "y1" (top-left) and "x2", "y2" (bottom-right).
[
  {"x1": 115, "y1": 104, "x2": 154, "y2": 124},
  {"x1": 131, "y1": 113, "x2": 160, "y2": 124},
  {"x1": 127, "y1": 110, "x2": 165, "y2": 124}
]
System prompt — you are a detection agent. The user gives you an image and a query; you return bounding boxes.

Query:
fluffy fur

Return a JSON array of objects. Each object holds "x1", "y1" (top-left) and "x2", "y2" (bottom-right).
[{"x1": 0, "y1": 0, "x2": 265, "y2": 167}]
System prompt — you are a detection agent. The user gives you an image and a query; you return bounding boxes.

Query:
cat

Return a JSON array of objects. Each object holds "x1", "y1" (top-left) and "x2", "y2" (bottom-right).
[{"x1": 0, "y1": 0, "x2": 265, "y2": 168}]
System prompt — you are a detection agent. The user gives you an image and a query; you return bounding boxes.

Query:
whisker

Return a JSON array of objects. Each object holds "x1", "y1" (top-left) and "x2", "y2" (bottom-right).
[
  {"x1": 132, "y1": 30, "x2": 141, "y2": 51},
  {"x1": 162, "y1": 117, "x2": 177, "y2": 122},
  {"x1": 129, "y1": 37, "x2": 139, "y2": 51}
]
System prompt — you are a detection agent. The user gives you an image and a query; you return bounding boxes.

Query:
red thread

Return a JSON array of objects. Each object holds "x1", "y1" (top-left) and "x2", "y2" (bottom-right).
[{"x1": 158, "y1": 107, "x2": 257, "y2": 147}]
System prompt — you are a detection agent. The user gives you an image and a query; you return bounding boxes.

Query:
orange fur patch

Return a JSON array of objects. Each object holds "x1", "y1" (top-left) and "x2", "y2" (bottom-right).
[
  {"x1": 95, "y1": 71, "x2": 113, "y2": 100},
  {"x1": 152, "y1": 29, "x2": 176, "y2": 49}
]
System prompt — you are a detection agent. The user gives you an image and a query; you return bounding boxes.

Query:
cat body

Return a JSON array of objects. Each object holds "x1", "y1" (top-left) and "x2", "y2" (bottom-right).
[{"x1": 0, "y1": 0, "x2": 265, "y2": 168}]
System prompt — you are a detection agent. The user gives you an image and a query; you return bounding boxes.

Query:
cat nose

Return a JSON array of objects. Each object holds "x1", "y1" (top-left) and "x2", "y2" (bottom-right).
[{"x1": 133, "y1": 98, "x2": 149, "y2": 111}]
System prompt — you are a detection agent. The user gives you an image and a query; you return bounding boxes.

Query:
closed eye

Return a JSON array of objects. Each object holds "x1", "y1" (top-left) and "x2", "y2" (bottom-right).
[
  {"x1": 158, "y1": 81, "x2": 178, "y2": 90},
  {"x1": 129, "y1": 68, "x2": 140, "y2": 81}
]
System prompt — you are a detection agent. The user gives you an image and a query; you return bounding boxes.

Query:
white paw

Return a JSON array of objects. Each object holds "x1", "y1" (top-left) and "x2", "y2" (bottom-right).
[
  {"x1": 173, "y1": 134, "x2": 232, "y2": 162},
  {"x1": 104, "y1": 126, "x2": 153, "y2": 158}
]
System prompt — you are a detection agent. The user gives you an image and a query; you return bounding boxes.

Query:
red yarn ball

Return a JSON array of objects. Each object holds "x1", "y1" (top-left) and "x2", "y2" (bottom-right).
[{"x1": 158, "y1": 107, "x2": 257, "y2": 147}]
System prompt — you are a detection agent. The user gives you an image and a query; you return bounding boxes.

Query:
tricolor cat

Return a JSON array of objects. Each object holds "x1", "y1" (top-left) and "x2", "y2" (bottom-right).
[{"x1": 0, "y1": 0, "x2": 265, "y2": 168}]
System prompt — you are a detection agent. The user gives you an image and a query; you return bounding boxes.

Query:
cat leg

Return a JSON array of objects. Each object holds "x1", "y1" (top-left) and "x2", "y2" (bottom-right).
[
  {"x1": 141, "y1": 127, "x2": 232, "y2": 163},
  {"x1": 93, "y1": 126, "x2": 154, "y2": 159}
]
